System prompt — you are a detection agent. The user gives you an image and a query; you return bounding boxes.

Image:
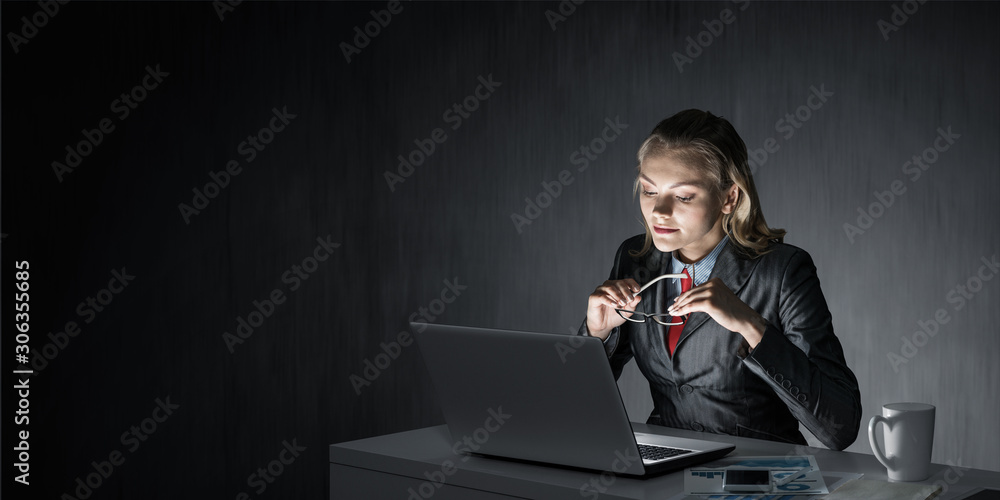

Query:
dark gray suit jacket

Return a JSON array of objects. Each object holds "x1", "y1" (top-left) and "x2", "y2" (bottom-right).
[{"x1": 578, "y1": 234, "x2": 861, "y2": 450}]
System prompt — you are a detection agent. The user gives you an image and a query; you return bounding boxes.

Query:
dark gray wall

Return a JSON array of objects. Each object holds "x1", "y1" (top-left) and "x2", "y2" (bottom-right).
[{"x1": 2, "y1": 1, "x2": 997, "y2": 498}]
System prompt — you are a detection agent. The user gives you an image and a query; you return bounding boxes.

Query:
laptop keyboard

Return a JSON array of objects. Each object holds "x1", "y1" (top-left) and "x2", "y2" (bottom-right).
[{"x1": 637, "y1": 443, "x2": 691, "y2": 462}]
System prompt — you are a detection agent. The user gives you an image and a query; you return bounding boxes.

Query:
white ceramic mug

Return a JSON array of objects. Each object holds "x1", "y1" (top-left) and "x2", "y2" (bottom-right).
[{"x1": 868, "y1": 402, "x2": 936, "y2": 481}]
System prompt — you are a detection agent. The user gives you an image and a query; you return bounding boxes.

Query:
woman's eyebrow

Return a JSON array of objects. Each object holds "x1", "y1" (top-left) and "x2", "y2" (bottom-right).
[{"x1": 640, "y1": 174, "x2": 703, "y2": 190}]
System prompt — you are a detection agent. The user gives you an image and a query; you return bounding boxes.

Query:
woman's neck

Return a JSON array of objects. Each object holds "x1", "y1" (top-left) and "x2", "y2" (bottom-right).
[{"x1": 674, "y1": 226, "x2": 726, "y2": 264}]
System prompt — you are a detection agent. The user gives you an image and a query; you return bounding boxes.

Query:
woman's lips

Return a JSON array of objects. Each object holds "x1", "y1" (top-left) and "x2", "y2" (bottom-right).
[{"x1": 653, "y1": 226, "x2": 678, "y2": 235}]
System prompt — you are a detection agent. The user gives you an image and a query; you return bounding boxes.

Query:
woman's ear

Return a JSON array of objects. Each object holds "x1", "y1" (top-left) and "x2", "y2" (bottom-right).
[{"x1": 721, "y1": 184, "x2": 740, "y2": 214}]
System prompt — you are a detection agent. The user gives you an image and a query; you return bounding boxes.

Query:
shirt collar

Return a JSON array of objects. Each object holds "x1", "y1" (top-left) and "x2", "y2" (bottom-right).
[{"x1": 668, "y1": 234, "x2": 729, "y2": 287}]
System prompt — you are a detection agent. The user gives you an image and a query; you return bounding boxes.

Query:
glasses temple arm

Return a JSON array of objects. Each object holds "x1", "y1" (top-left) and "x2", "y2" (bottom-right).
[{"x1": 637, "y1": 273, "x2": 688, "y2": 294}]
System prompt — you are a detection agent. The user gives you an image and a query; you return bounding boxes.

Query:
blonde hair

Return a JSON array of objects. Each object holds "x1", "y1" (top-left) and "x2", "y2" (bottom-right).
[{"x1": 629, "y1": 109, "x2": 785, "y2": 259}]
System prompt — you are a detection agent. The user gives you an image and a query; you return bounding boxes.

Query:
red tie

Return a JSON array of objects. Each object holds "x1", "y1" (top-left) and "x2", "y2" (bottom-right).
[{"x1": 667, "y1": 268, "x2": 692, "y2": 355}]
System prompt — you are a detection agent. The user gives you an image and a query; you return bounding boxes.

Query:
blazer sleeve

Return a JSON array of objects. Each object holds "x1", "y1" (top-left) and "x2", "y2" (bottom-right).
[
  {"x1": 576, "y1": 239, "x2": 635, "y2": 381},
  {"x1": 742, "y1": 248, "x2": 862, "y2": 451}
]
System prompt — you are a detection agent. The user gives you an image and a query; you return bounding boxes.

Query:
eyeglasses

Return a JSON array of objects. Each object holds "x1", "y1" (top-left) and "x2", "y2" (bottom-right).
[{"x1": 614, "y1": 273, "x2": 691, "y2": 326}]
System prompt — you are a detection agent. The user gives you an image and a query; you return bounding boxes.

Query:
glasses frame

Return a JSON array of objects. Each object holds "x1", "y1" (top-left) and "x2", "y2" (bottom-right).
[{"x1": 614, "y1": 273, "x2": 692, "y2": 326}]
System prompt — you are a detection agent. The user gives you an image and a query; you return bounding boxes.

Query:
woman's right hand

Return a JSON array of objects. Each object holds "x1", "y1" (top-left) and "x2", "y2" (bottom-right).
[{"x1": 586, "y1": 279, "x2": 642, "y2": 340}]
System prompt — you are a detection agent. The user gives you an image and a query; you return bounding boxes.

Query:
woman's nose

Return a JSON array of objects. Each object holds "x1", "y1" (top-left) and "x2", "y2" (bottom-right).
[{"x1": 652, "y1": 197, "x2": 673, "y2": 217}]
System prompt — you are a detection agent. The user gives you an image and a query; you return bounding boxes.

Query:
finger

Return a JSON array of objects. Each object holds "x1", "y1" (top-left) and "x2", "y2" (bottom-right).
[
  {"x1": 673, "y1": 284, "x2": 712, "y2": 305},
  {"x1": 612, "y1": 283, "x2": 636, "y2": 306},
  {"x1": 611, "y1": 291, "x2": 643, "y2": 310},
  {"x1": 675, "y1": 279, "x2": 711, "y2": 299},
  {"x1": 667, "y1": 296, "x2": 681, "y2": 315},
  {"x1": 618, "y1": 297, "x2": 642, "y2": 316},
  {"x1": 621, "y1": 282, "x2": 639, "y2": 302},
  {"x1": 604, "y1": 292, "x2": 629, "y2": 309},
  {"x1": 623, "y1": 279, "x2": 641, "y2": 293},
  {"x1": 672, "y1": 282, "x2": 699, "y2": 303},
  {"x1": 672, "y1": 287, "x2": 694, "y2": 306},
  {"x1": 592, "y1": 288, "x2": 615, "y2": 305},
  {"x1": 594, "y1": 286, "x2": 625, "y2": 306},
  {"x1": 668, "y1": 293, "x2": 704, "y2": 315},
  {"x1": 667, "y1": 300, "x2": 689, "y2": 316}
]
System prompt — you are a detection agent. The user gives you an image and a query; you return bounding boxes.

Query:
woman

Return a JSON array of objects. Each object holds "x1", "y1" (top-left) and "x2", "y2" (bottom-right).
[{"x1": 580, "y1": 109, "x2": 861, "y2": 450}]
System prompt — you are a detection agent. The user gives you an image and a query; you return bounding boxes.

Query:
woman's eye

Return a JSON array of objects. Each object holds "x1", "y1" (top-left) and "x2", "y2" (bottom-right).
[
  {"x1": 676, "y1": 196, "x2": 694, "y2": 202},
  {"x1": 643, "y1": 190, "x2": 657, "y2": 197}
]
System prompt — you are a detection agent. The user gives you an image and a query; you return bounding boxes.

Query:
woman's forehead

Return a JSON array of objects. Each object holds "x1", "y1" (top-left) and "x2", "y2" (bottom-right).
[{"x1": 639, "y1": 156, "x2": 710, "y2": 188}]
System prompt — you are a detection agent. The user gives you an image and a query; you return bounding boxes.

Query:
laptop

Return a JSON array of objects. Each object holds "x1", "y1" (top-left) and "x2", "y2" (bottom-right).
[{"x1": 411, "y1": 322, "x2": 735, "y2": 477}]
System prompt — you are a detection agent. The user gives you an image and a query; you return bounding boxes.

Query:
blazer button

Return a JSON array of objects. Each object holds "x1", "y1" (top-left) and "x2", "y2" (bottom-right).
[
  {"x1": 774, "y1": 373, "x2": 784, "y2": 383},
  {"x1": 692, "y1": 422, "x2": 704, "y2": 432},
  {"x1": 767, "y1": 366, "x2": 775, "y2": 376},
  {"x1": 789, "y1": 386, "x2": 799, "y2": 396},
  {"x1": 797, "y1": 393, "x2": 808, "y2": 404},
  {"x1": 781, "y1": 380, "x2": 791, "y2": 389},
  {"x1": 680, "y1": 384, "x2": 694, "y2": 395}
]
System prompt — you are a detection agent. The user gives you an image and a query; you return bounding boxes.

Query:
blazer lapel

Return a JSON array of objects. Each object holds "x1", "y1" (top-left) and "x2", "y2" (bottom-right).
[
  {"x1": 640, "y1": 246, "x2": 670, "y2": 354},
  {"x1": 651, "y1": 255, "x2": 672, "y2": 354},
  {"x1": 675, "y1": 239, "x2": 761, "y2": 349}
]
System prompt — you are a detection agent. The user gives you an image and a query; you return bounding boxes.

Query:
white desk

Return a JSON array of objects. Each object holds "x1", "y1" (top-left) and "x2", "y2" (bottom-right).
[{"x1": 330, "y1": 423, "x2": 1000, "y2": 499}]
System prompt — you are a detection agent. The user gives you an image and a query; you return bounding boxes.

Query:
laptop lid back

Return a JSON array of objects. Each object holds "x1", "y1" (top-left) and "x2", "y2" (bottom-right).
[{"x1": 412, "y1": 322, "x2": 646, "y2": 475}]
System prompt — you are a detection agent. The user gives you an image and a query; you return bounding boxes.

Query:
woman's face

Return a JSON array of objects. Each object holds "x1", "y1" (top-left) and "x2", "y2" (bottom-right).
[{"x1": 638, "y1": 155, "x2": 734, "y2": 262}]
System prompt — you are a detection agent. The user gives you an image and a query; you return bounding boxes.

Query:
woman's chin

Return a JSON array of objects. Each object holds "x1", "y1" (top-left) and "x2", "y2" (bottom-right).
[{"x1": 651, "y1": 238, "x2": 682, "y2": 254}]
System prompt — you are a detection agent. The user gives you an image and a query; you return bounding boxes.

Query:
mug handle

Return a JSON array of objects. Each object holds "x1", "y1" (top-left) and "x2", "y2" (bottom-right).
[{"x1": 868, "y1": 415, "x2": 895, "y2": 471}]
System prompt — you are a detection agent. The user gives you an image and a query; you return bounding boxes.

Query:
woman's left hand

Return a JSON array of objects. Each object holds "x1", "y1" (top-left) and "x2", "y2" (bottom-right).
[{"x1": 666, "y1": 278, "x2": 767, "y2": 348}]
